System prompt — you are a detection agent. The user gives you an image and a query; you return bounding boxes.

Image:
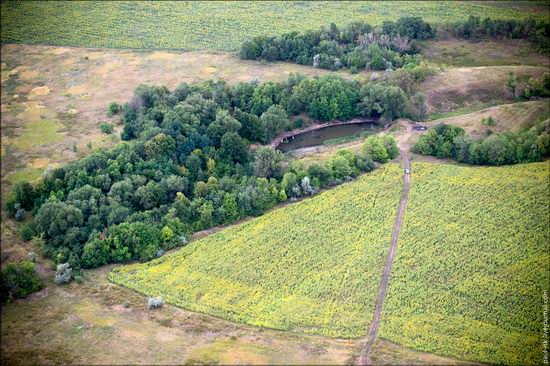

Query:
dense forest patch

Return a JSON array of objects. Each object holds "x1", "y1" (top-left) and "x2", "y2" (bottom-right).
[{"x1": 5, "y1": 74, "x2": 404, "y2": 271}]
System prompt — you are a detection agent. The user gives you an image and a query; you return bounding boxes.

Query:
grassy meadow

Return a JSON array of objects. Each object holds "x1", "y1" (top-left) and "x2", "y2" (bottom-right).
[
  {"x1": 379, "y1": 162, "x2": 550, "y2": 365},
  {"x1": 1, "y1": 1, "x2": 548, "y2": 51},
  {"x1": 111, "y1": 164, "x2": 404, "y2": 338}
]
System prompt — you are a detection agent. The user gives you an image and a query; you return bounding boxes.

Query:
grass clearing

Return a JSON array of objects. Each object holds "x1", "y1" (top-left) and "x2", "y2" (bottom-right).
[
  {"x1": 426, "y1": 100, "x2": 549, "y2": 138},
  {"x1": 422, "y1": 66, "x2": 547, "y2": 115},
  {"x1": 380, "y1": 162, "x2": 550, "y2": 365},
  {"x1": 5, "y1": 119, "x2": 64, "y2": 150},
  {"x1": 111, "y1": 164, "x2": 404, "y2": 338},
  {"x1": 1, "y1": 1, "x2": 547, "y2": 51}
]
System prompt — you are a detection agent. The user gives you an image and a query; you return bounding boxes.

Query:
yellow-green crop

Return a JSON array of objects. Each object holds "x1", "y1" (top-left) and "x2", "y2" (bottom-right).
[
  {"x1": 380, "y1": 162, "x2": 550, "y2": 365},
  {"x1": 2, "y1": 1, "x2": 547, "y2": 51},
  {"x1": 110, "y1": 164, "x2": 403, "y2": 337}
]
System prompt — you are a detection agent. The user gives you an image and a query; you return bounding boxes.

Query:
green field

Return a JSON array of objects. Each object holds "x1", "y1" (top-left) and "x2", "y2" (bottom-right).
[
  {"x1": 379, "y1": 162, "x2": 550, "y2": 365},
  {"x1": 110, "y1": 164, "x2": 403, "y2": 338},
  {"x1": 1, "y1": 1, "x2": 547, "y2": 51}
]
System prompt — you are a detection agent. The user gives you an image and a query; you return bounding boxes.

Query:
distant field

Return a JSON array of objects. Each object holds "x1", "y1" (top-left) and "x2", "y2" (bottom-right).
[
  {"x1": 1, "y1": 1, "x2": 547, "y2": 51},
  {"x1": 380, "y1": 162, "x2": 550, "y2": 365},
  {"x1": 111, "y1": 164, "x2": 403, "y2": 338}
]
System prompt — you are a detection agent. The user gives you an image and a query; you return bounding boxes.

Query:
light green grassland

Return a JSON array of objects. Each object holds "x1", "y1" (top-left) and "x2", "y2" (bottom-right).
[
  {"x1": 110, "y1": 164, "x2": 404, "y2": 338},
  {"x1": 1, "y1": 1, "x2": 547, "y2": 51},
  {"x1": 380, "y1": 162, "x2": 550, "y2": 365}
]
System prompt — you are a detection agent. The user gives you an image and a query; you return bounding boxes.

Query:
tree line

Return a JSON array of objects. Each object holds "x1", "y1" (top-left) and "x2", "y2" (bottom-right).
[
  {"x1": 239, "y1": 17, "x2": 435, "y2": 72},
  {"x1": 445, "y1": 16, "x2": 550, "y2": 54},
  {"x1": 6, "y1": 74, "x2": 403, "y2": 271},
  {"x1": 414, "y1": 118, "x2": 549, "y2": 166}
]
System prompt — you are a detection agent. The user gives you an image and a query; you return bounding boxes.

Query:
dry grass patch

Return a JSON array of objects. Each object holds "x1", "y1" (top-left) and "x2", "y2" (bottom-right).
[
  {"x1": 422, "y1": 66, "x2": 547, "y2": 115},
  {"x1": 426, "y1": 100, "x2": 549, "y2": 138}
]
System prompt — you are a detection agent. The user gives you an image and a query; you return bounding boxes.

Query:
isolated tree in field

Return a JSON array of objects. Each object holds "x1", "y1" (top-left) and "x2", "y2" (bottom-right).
[{"x1": 253, "y1": 147, "x2": 284, "y2": 178}]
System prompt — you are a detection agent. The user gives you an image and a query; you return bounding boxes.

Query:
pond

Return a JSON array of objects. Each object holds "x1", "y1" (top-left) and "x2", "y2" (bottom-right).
[{"x1": 275, "y1": 122, "x2": 379, "y2": 153}]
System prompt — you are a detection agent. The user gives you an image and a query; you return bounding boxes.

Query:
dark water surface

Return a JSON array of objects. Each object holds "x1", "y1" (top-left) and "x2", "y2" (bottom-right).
[{"x1": 276, "y1": 122, "x2": 378, "y2": 152}]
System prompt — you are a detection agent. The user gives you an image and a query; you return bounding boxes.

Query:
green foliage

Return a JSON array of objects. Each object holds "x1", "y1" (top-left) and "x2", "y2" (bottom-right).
[
  {"x1": 18, "y1": 222, "x2": 36, "y2": 241},
  {"x1": 380, "y1": 162, "x2": 550, "y2": 365},
  {"x1": 1, "y1": 261, "x2": 42, "y2": 302},
  {"x1": 100, "y1": 123, "x2": 114, "y2": 134},
  {"x1": 359, "y1": 83, "x2": 407, "y2": 122},
  {"x1": 415, "y1": 120, "x2": 549, "y2": 165},
  {"x1": 107, "y1": 102, "x2": 121, "y2": 117},
  {"x1": 253, "y1": 147, "x2": 284, "y2": 179},
  {"x1": 110, "y1": 164, "x2": 404, "y2": 337},
  {"x1": 9, "y1": 75, "x2": 397, "y2": 269},
  {"x1": 363, "y1": 135, "x2": 398, "y2": 163},
  {"x1": 448, "y1": 16, "x2": 550, "y2": 54}
]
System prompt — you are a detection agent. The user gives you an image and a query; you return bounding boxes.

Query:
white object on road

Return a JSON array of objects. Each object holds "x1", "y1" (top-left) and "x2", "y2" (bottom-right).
[{"x1": 405, "y1": 168, "x2": 410, "y2": 174}]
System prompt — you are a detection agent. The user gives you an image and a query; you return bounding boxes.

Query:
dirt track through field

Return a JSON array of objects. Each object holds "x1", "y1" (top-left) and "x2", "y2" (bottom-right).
[{"x1": 358, "y1": 122, "x2": 412, "y2": 365}]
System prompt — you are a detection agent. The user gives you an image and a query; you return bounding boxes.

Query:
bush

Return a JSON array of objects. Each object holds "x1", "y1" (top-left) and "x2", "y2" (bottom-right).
[
  {"x1": 147, "y1": 296, "x2": 164, "y2": 309},
  {"x1": 15, "y1": 208, "x2": 25, "y2": 222},
  {"x1": 18, "y1": 222, "x2": 36, "y2": 241},
  {"x1": 55, "y1": 263, "x2": 72, "y2": 285},
  {"x1": 100, "y1": 123, "x2": 114, "y2": 134},
  {"x1": 1, "y1": 261, "x2": 42, "y2": 302},
  {"x1": 107, "y1": 102, "x2": 121, "y2": 116}
]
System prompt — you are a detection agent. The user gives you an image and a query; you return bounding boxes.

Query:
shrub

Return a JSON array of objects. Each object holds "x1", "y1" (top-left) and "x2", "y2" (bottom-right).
[
  {"x1": 107, "y1": 102, "x2": 121, "y2": 116},
  {"x1": 100, "y1": 123, "x2": 114, "y2": 134},
  {"x1": 15, "y1": 208, "x2": 25, "y2": 222},
  {"x1": 147, "y1": 296, "x2": 164, "y2": 309},
  {"x1": 18, "y1": 222, "x2": 36, "y2": 241},
  {"x1": 54, "y1": 263, "x2": 72, "y2": 285},
  {"x1": 1, "y1": 261, "x2": 42, "y2": 302}
]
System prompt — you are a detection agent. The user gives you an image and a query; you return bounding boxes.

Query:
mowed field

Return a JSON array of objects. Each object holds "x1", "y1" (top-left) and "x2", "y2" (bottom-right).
[
  {"x1": 379, "y1": 162, "x2": 550, "y2": 365},
  {"x1": 1, "y1": 1, "x2": 547, "y2": 51},
  {"x1": 111, "y1": 164, "x2": 404, "y2": 338}
]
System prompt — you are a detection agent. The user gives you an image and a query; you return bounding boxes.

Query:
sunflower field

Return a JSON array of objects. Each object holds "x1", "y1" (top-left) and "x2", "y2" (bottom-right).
[
  {"x1": 380, "y1": 162, "x2": 550, "y2": 365},
  {"x1": 1, "y1": 1, "x2": 547, "y2": 51}
]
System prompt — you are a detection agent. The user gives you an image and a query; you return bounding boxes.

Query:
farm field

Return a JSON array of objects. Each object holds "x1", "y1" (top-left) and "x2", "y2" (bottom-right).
[
  {"x1": 110, "y1": 164, "x2": 404, "y2": 338},
  {"x1": 379, "y1": 162, "x2": 550, "y2": 365},
  {"x1": 1, "y1": 1, "x2": 547, "y2": 51}
]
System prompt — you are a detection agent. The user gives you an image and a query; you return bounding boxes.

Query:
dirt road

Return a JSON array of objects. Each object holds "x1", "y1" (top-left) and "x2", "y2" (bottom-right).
[{"x1": 358, "y1": 121, "x2": 412, "y2": 365}]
